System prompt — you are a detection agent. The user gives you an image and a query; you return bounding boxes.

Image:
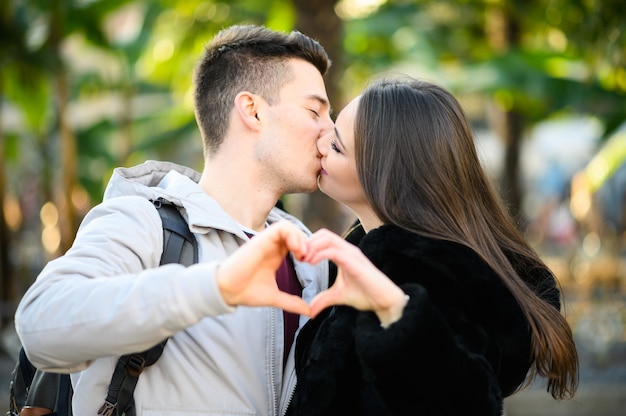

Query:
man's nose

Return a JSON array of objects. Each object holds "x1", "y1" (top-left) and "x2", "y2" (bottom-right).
[
  {"x1": 317, "y1": 131, "x2": 332, "y2": 155},
  {"x1": 321, "y1": 114, "x2": 334, "y2": 135}
]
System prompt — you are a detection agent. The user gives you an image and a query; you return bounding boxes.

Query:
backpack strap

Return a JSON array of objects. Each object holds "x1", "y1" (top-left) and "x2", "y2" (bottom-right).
[
  {"x1": 9, "y1": 347, "x2": 37, "y2": 414},
  {"x1": 98, "y1": 198, "x2": 198, "y2": 416},
  {"x1": 154, "y1": 197, "x2": 198, "y2": 265},
  {"x1": 23, "y1": 370, "x2": 61, "y2": 410},
  {"x1": 55, "y1": 372, "x2": 73, "y2": 416}
]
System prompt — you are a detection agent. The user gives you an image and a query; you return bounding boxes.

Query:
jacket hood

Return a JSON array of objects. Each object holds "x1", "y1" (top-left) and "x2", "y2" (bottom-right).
[
  {"x1": 103, "y1": 160, "x2": 200, "y2": 206},
  {"x1": 102, "y1": 160, "x2": 238, "y2": 235},
  {"x1": 103, "y1": 160, "x2": 202, "y2": 201}
]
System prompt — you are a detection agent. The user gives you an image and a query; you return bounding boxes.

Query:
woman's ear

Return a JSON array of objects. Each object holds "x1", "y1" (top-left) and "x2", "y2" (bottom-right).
[{"x1": 234, "y1": 91, "x2": 262, "y2": 131}]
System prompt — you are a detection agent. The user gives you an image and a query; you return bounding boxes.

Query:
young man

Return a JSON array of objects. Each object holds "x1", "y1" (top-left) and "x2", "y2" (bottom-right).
[{"x1": 15, "y1": 25, "x2": 333, "y2": 415}]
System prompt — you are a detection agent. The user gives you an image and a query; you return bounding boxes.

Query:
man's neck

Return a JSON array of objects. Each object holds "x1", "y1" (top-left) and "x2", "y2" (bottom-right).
[{"x1": 199, "y1": 160, "x2": 279, "y2": 232}]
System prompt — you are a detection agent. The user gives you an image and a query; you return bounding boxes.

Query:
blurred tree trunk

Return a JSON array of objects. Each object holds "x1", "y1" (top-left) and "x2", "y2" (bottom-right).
[
  {"x1": 292, "y1": 0, "x2": 343, "y2": 108},
  {"x1": 56, "y1": 71, "x2": 78, "y2": 253},
  {"x1": 486, "y1": 5, "x2": 525, "y2": 227},
  {"x1": 50, "y1": 1, "x2": 78, "y2": 254},
  {"x1": 292, "y1": 0, "x2": 349, "y2": 233},
  {"x1": 499, "y1": 109, "x2": 524, "y2": 224}
]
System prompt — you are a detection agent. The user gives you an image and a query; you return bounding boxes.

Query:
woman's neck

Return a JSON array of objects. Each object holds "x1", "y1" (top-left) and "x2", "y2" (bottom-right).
[{"x1": 355, "y1": 207, "x2": 383, "y2": 233}]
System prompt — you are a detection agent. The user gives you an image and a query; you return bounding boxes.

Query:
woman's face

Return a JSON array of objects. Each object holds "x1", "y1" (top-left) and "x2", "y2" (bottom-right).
[{"x1": 317, "y1": 96, "x2": 367, "y2": 211}]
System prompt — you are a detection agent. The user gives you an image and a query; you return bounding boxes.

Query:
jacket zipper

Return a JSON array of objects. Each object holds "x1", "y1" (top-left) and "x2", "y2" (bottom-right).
[{"x1": 269, "y1": 306, "x2": 278, "y2": 416}]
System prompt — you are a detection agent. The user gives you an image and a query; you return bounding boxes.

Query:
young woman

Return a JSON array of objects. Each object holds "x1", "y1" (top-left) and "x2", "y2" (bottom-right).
[{"x1": 288, "y1": 77, "x2": 579, "y2": 415}]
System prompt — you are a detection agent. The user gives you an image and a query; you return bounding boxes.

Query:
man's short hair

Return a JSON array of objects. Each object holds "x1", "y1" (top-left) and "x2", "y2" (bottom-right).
[{"x1": 193, "y1": 25, "x2": 331, "y2": 155}]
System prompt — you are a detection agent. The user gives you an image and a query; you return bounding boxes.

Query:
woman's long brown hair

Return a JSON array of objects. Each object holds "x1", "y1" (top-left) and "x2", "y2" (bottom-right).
[{"x1": 354, "y1": 77, "x2": 578, "y2": 399}]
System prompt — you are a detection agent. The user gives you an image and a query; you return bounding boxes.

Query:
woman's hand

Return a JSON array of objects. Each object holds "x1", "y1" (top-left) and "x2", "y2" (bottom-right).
[
  {"x1": 303, "y1": 229, "x2": 408, "y2": 327},
  {"x1": 216, "y1": 221, "x2": 311, "y2": 316}
]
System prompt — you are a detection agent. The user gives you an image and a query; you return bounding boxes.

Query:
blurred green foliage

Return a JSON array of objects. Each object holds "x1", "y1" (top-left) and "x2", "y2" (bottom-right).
[{"x1": 0, "y1": 0, "x2": 624, "y2": 302}]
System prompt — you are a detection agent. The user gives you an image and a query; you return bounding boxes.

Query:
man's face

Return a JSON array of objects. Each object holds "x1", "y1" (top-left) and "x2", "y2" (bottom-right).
[{"x1": 254, "y1": 58, "x2": 333, "y2": 195}]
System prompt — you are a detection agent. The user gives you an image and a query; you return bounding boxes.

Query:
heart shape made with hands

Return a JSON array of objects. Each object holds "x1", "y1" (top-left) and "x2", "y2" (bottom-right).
[{"x1": 216, "y1": 220, "x2": 406, "y2": 322}]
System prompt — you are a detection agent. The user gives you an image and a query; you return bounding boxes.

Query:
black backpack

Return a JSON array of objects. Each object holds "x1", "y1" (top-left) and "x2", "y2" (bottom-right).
[{"x1": 8, "y1": 198, "x2": 199, "y2": 416}]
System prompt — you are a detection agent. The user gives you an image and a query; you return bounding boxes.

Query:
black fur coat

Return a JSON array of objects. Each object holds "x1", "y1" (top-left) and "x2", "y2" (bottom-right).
[{"x1": 287, "y1": 224, "x2": 560, "y2": 416}]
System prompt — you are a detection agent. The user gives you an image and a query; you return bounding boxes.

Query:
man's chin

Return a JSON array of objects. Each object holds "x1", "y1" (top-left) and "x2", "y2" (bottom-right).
[
  {"x1": 303, "y1": 175, "x2": 321, "y2": 193},
  {"x1": 285, "y1": 180, "x2": 319, "y2": 195}
]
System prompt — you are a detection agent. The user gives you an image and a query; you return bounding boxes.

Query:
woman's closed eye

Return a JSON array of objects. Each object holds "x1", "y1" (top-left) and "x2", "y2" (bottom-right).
[{"x1": 330, "y1": 140, "x2": 342, "y2": 154}]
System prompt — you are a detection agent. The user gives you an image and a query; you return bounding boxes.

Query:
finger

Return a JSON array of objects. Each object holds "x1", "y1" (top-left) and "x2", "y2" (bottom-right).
[
  {"x1": 267, "y1": 221, "x2": 308, "y2": 259},
  {"x1": 272, "y1": 293, "x2": 311, "y2": 316},
  {"x1": 303, "y1": 246, "x2": 339, "y2": 265},
  {"x1": 303, "y1": 232, "x2": 341, "y2": 262},
  {"x1": 306, "y1": 228, "x2": 341, "y2": 247},
  {"x1": 304, "y1": 237, "x2": 356, "y2": 265},
  {"x1": 281, "y1": 225, "x2": 308, "y2": 260},
  {"x1": 309, "y1": 288, "x2": 344, "y2": 317}
]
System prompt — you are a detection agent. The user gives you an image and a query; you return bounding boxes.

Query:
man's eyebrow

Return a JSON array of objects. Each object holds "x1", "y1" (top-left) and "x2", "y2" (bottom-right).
[{"x1": 306, "y1": 94, "x2": 333, "y2": 113}]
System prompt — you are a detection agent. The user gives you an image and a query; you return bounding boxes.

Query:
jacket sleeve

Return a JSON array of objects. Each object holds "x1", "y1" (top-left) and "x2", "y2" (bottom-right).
[
  {"x1": 14, "y1": 196, "x2": 234, "y2": 372},
  {"x1": 353, "y1": 284, "x2": 504, "y2": 416}
]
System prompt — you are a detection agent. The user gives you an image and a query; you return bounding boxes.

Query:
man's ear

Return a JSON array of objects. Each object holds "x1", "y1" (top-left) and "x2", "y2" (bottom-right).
[{"x1": 234, "y1": 91, "x2": 262, "y2": 131}]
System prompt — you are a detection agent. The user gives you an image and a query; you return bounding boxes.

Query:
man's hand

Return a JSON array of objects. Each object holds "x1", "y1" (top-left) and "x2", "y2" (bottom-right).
[{"x1": 216, "y1": 221, "x2": 310, "y2": 316}]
